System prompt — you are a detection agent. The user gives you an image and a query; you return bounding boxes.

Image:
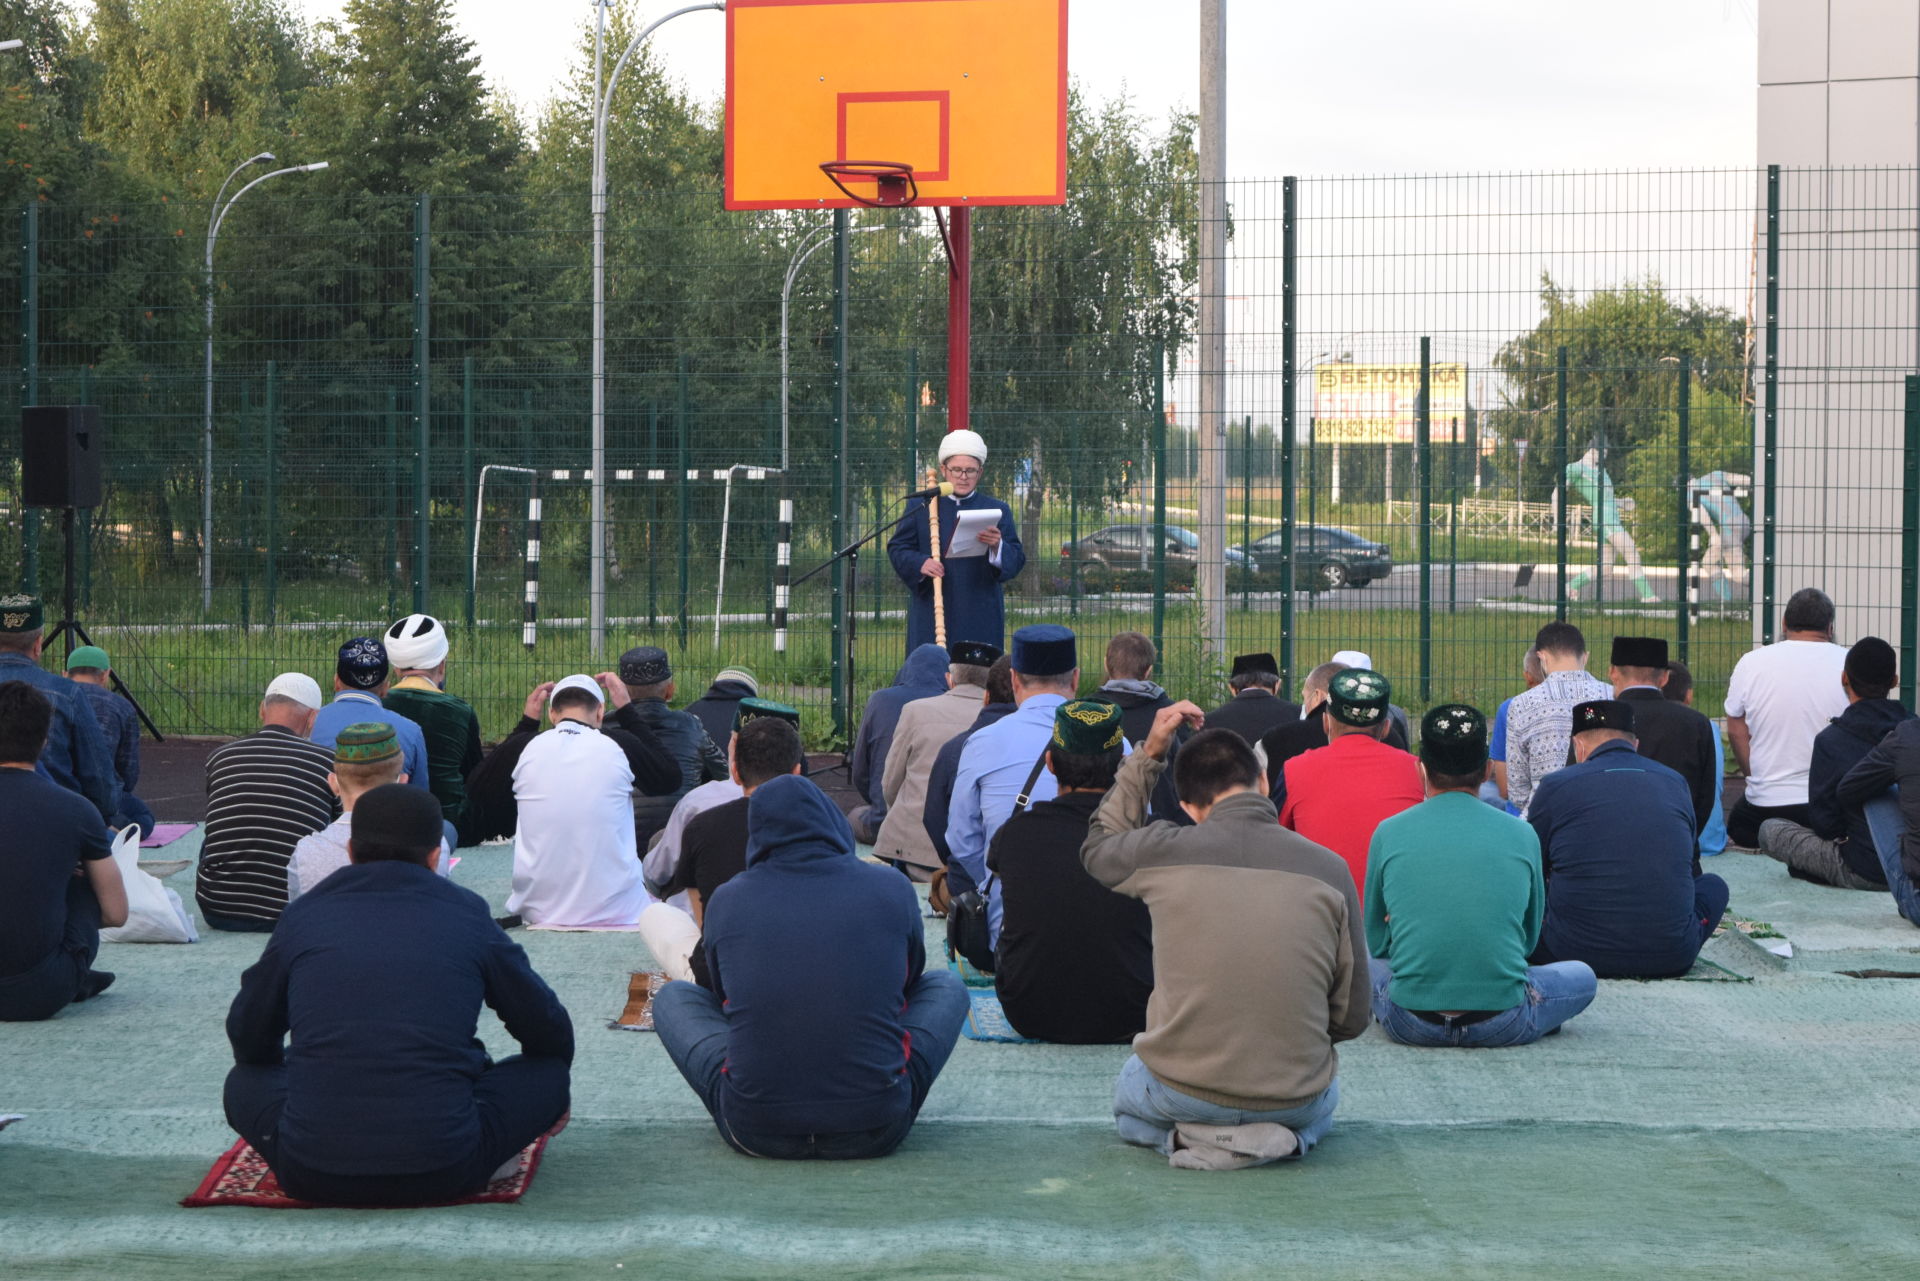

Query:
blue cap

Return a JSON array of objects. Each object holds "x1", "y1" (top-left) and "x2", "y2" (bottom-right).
[{"x1": 1010, "y1": 624, "x2": 1077, "y2": 677}]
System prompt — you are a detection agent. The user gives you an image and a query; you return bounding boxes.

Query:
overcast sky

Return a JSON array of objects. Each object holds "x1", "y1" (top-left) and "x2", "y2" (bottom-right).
[{"x1": 290, "y1": 0, "x2": 1762, "y2": 172}]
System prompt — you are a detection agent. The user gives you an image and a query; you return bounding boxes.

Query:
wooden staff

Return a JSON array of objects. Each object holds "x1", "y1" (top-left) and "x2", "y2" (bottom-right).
[{"x1": 928, "y1": 468, "x2": 947, "y2": 647}]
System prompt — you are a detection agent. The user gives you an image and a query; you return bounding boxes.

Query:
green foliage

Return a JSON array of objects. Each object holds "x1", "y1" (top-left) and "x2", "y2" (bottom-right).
[
  {"x1": 0, "y1": 0, "x2": 96, "y2": 209},
  {"x1": 1622, "y1": 384, "x2": 1750, "y2": 546}
]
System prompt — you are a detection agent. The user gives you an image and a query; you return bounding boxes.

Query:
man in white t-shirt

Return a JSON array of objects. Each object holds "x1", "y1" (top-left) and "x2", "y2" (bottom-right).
[
  {"x1": 507, "y1": 674, "x2": 650, "y2": 928},
  {"x1": 1724, "y1": 588, "x2": 1848, "y2": 848}
]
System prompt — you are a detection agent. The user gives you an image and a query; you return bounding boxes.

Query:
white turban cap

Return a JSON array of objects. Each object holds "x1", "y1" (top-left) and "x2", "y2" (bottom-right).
[
  {"x1": 385, "y1": 613, "x2": 450, "y2": 670},
  {"x1": 937, "y1": 429, "x2": 988, "y2": 467},
  {"x1": 1330, "y1": 649, "x2": 1372, "y2": 671}
]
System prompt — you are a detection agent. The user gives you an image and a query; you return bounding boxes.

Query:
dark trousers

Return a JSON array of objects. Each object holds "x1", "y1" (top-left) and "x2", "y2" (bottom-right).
[
  {"x1": 199, "y1": 908, "x2": 278, "y2": 934},
  {"x1": 1726, "y1": 798, "x2": 1811, "y2": 850},
  {"x1": 1533, "y1": 873, "x2": 1732, "y2": 978},
  {"x1": 223, "y1": 1055, "x2": 569, "y2": 1206},
  {"x1": 114, "y1": 792, "x2": 157, "y2": 841},
  {"x1": 0, "y1": 879, "x2": 102, "y2": 1022}
]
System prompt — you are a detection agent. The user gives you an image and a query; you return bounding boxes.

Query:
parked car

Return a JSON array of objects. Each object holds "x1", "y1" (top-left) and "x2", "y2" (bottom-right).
[
  {"x1": 1234, "y1": 524, "x2": 1394, "y2": 591},
  {"x1": 1060, "y1": 524, "x2": 1258, "y2": 594}
]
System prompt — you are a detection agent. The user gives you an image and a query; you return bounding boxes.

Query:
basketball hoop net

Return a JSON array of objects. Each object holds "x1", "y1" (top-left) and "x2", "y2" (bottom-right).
[{"x1": 818, "y1": 161, "x2": 919, "y2": 208}]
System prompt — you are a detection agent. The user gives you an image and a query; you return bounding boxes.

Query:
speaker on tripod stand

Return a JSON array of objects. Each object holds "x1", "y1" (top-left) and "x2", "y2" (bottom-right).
[{"x1": 20, "y1": 406, "x2": 161, "y2": 741}]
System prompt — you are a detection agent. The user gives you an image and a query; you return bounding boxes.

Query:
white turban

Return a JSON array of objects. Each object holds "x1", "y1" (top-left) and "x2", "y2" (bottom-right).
[
  {"x1": 385, "y1": 613, "x2": 450, "y2": 670},
  {"x1": 1330, "y1": 649, "x2": 1372, "y2": 671},
  {"x1": 937, "y1": 429, "x2": 988, "y2": 467}
]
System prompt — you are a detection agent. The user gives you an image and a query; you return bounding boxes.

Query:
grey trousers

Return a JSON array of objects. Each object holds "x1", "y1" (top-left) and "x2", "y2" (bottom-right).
[{"x1": 1757, "y1": 819, "x2": 1883, "y2": 891}]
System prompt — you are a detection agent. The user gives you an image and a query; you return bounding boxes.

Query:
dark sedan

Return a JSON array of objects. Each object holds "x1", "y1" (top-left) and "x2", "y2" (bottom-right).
[
  {"x1": 1061, "y1": 524, "x2": 1257, "y2": 593},
  {"x1": 1235, "y1": 525, "x2": 1394, "y2": 591}
]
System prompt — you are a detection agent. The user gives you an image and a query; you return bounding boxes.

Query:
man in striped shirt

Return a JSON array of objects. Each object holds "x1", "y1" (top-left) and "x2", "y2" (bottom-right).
[{"x1": 196, "y1": 673, "x2": 338, "y2": 932}]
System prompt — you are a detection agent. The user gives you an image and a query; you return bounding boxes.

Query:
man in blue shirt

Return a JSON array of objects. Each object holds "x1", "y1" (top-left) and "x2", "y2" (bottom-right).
[
  {"x1": 64, "y1": 645, "x2": 155, "y2": 837},
  {"x1": 0, "y1": 593, "x2": 117, "y2": 822},
  {"x1": 1528, "y1": 700, "x2": 1730, "y2": 978},
  {"x1": 310, "y1": 636, "x2": 432, "y2": 795},
  {"x1": 224, "y1": 784, "x2": 572, "y2": 1206}
]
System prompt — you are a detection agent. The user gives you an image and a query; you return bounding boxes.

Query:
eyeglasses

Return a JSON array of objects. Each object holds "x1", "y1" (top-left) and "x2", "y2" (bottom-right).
[{"x1": 943, "y1": 466, "x2": 982, "y2": 479}]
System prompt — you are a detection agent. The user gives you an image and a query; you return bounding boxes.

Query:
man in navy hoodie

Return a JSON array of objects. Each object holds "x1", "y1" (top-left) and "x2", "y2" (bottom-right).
[
  {"x1": 224, "y1": 784, "x2": 573, "y2": 1205},
  {"x1": 651, "y1": 774, "x2": 969, "y2": 1159}
]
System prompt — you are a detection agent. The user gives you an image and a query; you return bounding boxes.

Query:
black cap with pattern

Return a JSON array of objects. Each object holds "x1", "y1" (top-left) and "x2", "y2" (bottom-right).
[
  {"x1": 949, "y1": 639, "x2": 1004, "y2": 668},
  {"x1": 619, "y1": 645, "x2": 672, "y2": 685},
  {"x1": 1572, "y1": 699, "x2": 1635, "y2": 734},
  {"x1": 336, "y1": 636, "x2": 390, "y2": 690},
  {"x1": 1052, "y1": 698, "x2": 1126, "y2": 755},
  {"x1": 1419, "y1": 704, "x2": 1488, "y2": 775},
  {"x1": 1327, "y1": 667, "x2": 1391, "y2": 727}
]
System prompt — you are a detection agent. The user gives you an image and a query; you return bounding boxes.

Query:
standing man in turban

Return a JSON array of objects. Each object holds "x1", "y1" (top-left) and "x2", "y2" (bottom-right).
[{"x1": 887, "y1": 429, "x2": 1026, "y2": 655}]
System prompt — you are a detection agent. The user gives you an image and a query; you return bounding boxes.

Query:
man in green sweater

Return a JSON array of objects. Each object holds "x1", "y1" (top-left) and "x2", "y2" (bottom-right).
[
  {"x1": 1365, "y1": 704, "x2": 1598, "y2": 1047},
  {"x1": 380, "y1": 614, "x2": 485, "y2": 847}
]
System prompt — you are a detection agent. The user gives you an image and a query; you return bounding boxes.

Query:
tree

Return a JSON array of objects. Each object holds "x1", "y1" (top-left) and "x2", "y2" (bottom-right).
[{"x1": 0, "y1": 0, "x2": 97, "y2": 211}]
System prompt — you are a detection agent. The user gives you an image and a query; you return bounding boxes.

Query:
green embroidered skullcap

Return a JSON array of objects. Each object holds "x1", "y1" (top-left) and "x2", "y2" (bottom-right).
[
  {"x1": 735, "y1": 696, "x2": 800, "y2": 730},
  {"x1": 1419, "y1": 703, "x2": 1488, "y2": 774},
  {"x1": 0, "y1": 593, "x2": 43, "y2": 634},
  {"x1": 1052, "y1": 698, "x2": 1125, "y2": 754},
  {"x1": 1327, "y1": 667, "x2": 1391, "y2": 728},
  {"x1": 333, "y1": 721, "x2": 401, "y2": 765}
]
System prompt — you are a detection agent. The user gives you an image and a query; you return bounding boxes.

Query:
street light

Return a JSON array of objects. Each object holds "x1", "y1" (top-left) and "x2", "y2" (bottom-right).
[
  {"x1": 0, "y1": 39, "x2": 24, "y2": 52},
  {"x1": 589, "y1": 0, "x2": 724, "y2": 657},
  {"x1": 201, "y1": 157, "x2": 329, "y2": 612}
]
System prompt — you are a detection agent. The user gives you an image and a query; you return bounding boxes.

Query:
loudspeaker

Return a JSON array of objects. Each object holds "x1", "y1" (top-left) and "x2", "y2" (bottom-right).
[{"x1": 21, "y1": 405, "x2": 103, "y2": 509}]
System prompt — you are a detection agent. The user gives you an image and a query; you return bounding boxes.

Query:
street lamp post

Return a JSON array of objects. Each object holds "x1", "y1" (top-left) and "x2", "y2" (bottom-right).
[
  {"x1": 202, "y1": 156, "x2": 328, "y2": 612},
  {"x1": 0, "y1": 39, "x2": 24, "y2": 51},
  {"x1": 590, "y1": 0, "x2": 724, "y2": 657}
]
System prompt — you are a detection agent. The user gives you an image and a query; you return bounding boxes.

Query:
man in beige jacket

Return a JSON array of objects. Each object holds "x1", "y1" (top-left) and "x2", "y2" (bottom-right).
[
  {"x1": 872, "y1": 641, "x2": 1000, "y2": 881},
  {"x1": 1082, "y1": 702, "x2": 1370, "y2": 1170}
]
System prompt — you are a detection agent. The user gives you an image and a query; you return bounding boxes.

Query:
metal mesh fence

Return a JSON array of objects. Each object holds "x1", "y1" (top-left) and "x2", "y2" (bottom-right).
[{"x1": 0, "y1": 167, "x2": 1913, "y2": 744}]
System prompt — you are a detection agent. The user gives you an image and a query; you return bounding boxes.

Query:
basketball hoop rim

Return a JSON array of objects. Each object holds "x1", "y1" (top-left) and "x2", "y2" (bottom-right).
[{"x1": 819, "y1": 160, "x2": 919, "y2": 208}]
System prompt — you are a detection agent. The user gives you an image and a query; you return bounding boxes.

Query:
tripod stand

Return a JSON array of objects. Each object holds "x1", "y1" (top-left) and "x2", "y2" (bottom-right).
[{"x1": 44, "y1": 506, "x2": 163, "y2": 742}]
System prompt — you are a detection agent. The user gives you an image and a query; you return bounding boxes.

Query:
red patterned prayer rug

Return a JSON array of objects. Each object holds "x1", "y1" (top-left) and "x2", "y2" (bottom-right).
[{"x1": 180, "y1": 1136, "x2": 549, "y2": 1208}]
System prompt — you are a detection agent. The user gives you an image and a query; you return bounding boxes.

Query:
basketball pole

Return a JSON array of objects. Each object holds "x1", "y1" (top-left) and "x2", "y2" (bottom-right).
[{"x1": 947, "y1": 206, "x2": 971, "y2": 438}]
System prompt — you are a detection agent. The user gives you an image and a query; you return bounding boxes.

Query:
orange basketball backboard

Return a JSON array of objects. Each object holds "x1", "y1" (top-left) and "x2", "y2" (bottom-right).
[{"x1": 725, "y1": 0, "x2": 1069, "y2": 210}]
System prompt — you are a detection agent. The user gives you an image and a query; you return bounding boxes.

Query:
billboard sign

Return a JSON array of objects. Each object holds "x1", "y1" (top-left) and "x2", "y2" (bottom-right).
[{"x1": 1313, "y1": 362, "x2": 1467, "y2": 443}]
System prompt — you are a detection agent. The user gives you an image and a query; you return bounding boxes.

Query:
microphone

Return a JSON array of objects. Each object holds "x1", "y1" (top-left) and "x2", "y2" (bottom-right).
[{"x1": 906, "y1": 481, "x2": 956, "y2": 501}]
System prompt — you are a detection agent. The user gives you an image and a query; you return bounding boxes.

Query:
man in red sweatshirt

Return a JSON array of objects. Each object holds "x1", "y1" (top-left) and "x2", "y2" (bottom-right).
[{"x1": 1278, "y1": 667, "x2": 1422, "y2": 895}]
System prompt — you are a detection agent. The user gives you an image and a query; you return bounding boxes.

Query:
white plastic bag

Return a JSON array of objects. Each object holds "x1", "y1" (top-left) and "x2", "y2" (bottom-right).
[{"x1": 99, "y1": 824, "x2": 198, "y2": 945}]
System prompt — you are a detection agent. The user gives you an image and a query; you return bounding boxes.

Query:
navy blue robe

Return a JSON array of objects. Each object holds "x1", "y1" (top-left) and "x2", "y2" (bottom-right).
[{"x1": 886, "y1": 492, "x2": 1025, "y2": 655}]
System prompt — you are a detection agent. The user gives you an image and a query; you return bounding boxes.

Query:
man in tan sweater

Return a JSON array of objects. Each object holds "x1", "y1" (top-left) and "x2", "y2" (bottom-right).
[{"x1": 1082, "y1": 703, "x2": 1370, "y2": 1170}]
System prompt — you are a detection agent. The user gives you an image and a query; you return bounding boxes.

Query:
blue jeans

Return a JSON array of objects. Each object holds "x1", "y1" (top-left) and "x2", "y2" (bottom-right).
[
  {"x1": 1368, "y1": 957, "x2": 1597, "y2": 1048},
  {"x1": 652, "y1": 969, "x2": 969, "y2": 1159},
  {"x1": 1112, "y1": 1054, "x2": 1339, "y2": 1160},
  {"x1": 1864, "y1": 792, "x2": 1920, "y2": 926}
]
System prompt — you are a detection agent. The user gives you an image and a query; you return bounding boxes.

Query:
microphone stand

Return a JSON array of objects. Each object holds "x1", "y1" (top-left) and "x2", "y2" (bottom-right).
[{"x1": 790, "y1": 496, "x2": 936, "y2": 754}]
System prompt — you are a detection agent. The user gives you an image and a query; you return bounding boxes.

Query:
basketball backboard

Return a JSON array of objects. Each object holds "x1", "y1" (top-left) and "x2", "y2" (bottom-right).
[{"x1": 725, "y1": 0, "x2": 1068, "y2": 211}]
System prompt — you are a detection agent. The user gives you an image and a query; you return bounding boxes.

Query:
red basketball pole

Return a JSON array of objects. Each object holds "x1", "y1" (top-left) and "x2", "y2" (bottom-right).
[{"x1": 946, "y1": 206, "x2": 971, "y2": 434}]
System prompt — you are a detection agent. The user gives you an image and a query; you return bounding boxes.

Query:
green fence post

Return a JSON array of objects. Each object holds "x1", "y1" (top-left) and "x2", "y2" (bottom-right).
[
  {"x1": 412, "y1": 194, "x2": 431, "y2": 614},
  {"x1": 1594, "y1": 433, "x2": 1606, "y2": 610},
  {"x1": 463, "y1": 356, "x2": 475, "y2": 631},
  {"x1": 647, "y1": 403, "x2": 659, "y2": 628},
  {"x1": 19, "y1": 204, "x2": 37, "y2": 593},
  {"x1": 765, "y1": 399, "x2": 779, "y2": 623},
  {"x1": 78, "y1": 365, "x2": 91, "y2": 609},
  {"x1": 1555, "y1": 346, "x2": 1569, "y2": 623},
  {"x1": 1279, "y1": 174, "x2": 1298, "y2": 688},
  {"x1": 385, "y1": 388, "x2": 399, "y2": 620},
  {"x1": 1902, "y1": 375, "x2": 1918, "y2": 712},
  {"x1": 1241, "y1": 414, "x2": 1253, "y2": 608},
  {"x1": 1676, "y1": 359, "x2": 1692, "y2": 664},
  {"x1": 677, "y1": 356, "x2": 691, "y2": 649},
  {"x1": 830, "y1": 209, "x2": 850, "y2": 739},
  {"x1": 905, "y1": 346, "x2": 918, "y2": 485},
  {"x1": 1069, "y1": 412, "x2": 1080, "y2": 616},
  {"x1": 264, "y1": 361, "x2": 278, "y2": 629},
  {"x1": 1152, "y1": 341, "x2": 1167, "y2": 660},
  {"x1": 1761, "y1": 164, "x2": 1781, "y2": 644},
  {"x1": 1417, "y1": 336, "x2": 1432, "y2": 703}
]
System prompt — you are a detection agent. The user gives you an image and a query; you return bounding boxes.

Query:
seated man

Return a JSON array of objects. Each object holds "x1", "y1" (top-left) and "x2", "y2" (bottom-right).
[
  {"x1": 922, "y1": 655, "x2": 1016, "y2": 882},
  {"x1": 380, "y1": 614, "x2": 486, "y2": 844},
  {"x1": 1365, "y1": 704, "x2": 1597, "y2": 1047},
  {"x1": 1759, "y1": 637, "x2": 1912, "y2": 890},
  {"x1": 197, "y1": 673, "x2": 337, "y2": 932},
  {"x1": 989, "y1": 699, "x2": 1152, "y2": 1044},
  {"x1": 619, "y1": 646, "x2": 728, "y2": 847},
  {"x1": 288, "y1": 723, "x2": 454, "y2": 899},
  {"x1": 1259, "y1": 661, "x2": 1409, "y2": 791},
  {"x1": 651, "y1": 775, "x2": 969, "y2": 1160},
  {"x1": 682, "y1": 665, "x2": 761, "y2": 750},
  {"x1": 638, "y1": 704, "x2": 805, "y2": 987},
  {"x1": 1202, "y1": 652, "x2": 1300, "y2": 744},
  {"x1": 1278, "y1": 668, "x2": 1422, "y2": 895},
  {"x1": 873, "y1": 640, "x2": 999, "y2": 880},
  {"x1": 1665, "y1": 661, "x2": 1728, "y2": 857},
  {"x1": 309, "y1": 636, "x2": 431, "y2": 796},
  {"x1": 224, "y1": 784, "x2": 572, "y2": 1207},
  {"x1": 0, "y1": 682, "x2": 127, "y2": 1020},
  {"x1": 506, "y1": 676, "x2": 650, "y2": 928},
  {"x1": 1098, "y1": 631, "x2": 1189, "y2": 826},
  {"x1": 1528, "y1": 700, "x2": 1731, "y2": 978},
  {"x1": 64, "y1": 645, "x2": 154, "y2": 837},
  {"x1": 1609, "y1": 636, "x2": 1718, "y2": 836},
  {"x1": 0, "y1": 593, "x2": 117, "y2": 821},
  {"x1": 1083, "y1": 707, "x2": 1368, "y2": 1170},
  {"x1": 1485, "y1": 645, "x2": 1546, "y2": 813},
  {"x1": 1837, "y1": 697, "x2": 1920, "y2": 923},
  {"x1": 847, "y1": 643, "x2": 951, "y2": 843}
]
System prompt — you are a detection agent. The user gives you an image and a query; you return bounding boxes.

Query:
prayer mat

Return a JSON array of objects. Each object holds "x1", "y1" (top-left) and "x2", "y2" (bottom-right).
[
  {"x1": 139, "y1": 823, "x2": 197, "y2": 849},
  {"x1": 608, "y1": 970, "x2": 671, "y2": 1032},
  {"x1": 1676, "y1": 956, "x2": 1751, "y2": 983},
  {"x1": 528, "y1": 922, "x2": 645, "y2": 933},
  {"x1": 181, "y1": 1137, "x2": 548, "y2": 1209},
  {"x1": 948, "y1": 952, "x2": 996, "y2": 989},
  {"x1": 962, "y1": 988, "x2": 1037, "y2": 1044}
]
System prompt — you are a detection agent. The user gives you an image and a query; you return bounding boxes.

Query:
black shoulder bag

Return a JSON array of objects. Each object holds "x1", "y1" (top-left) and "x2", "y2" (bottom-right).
[{"x1": 946, "y1": 748, "x2": 1051, "y2": 975}]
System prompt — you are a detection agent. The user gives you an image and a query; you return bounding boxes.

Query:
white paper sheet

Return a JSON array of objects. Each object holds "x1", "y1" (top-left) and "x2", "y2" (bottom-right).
[{"x1": 945, "y1": 508, "x2": 1001, "y2": 559}]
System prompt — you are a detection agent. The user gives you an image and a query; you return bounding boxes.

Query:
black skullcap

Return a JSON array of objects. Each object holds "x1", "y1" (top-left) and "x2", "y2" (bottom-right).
[
  {"x1": 1327, "y1": 668, "x2": 1391, "y2": 727},
  {"x1": 1610, "y1": 636, "x2": 1669, "y2": 669},
  {"x1": 351, "y1": 782, "x2": 445, "y2": 851},
  {"x1": 1420, "y1": 704, "x2": 1488, "y2": 775},
  {"x1": 949, "y1": 638, "x2": 1004, "y2": 668},
  {"x1": 1572, "y1": 699, "x2": 1635, "y2": 735},
  {"x1": 1846, "y1": 637, "x2": 1897, "y2": 689},
  {"x1": 1231, "y1": 652, "x2": 1278, "y2": 678},
  {"x1": 619, "y1": 645, "x2": 672, "y2": 685}
]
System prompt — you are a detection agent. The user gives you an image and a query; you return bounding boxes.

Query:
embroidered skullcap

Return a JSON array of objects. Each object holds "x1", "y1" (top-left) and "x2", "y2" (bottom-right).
[
  {"x1": 336, "y1": 636, "x2": 389, "y2": 690},
  {"x1": 332, "y1": 722, "x2": 400, "y2": 765},
  {"x1": 619, "y1": 645, "x2": 672, "y2": 685},
  {"x1": 1052, "y1": 698, "x2": 1125, "y2": 755},
  {"x1": 1419, "y1": 704, "x2": 1488, "y2": 775},
  {"x1": 1572, "y1": 699, "x2": 1634, "y2": 734},
  {"x1": 735, "y1": 697, "x2": 801, "y2": 730},
  {"x1": 1326, "y1": 668, "x2": 1390, "y2": 728},
  {"x1": 0, "y1": 593, "x2": 43, "y2": 633},
  {"x1": 949, "y1": 639, "x2": 1003, "y2": 668}
]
